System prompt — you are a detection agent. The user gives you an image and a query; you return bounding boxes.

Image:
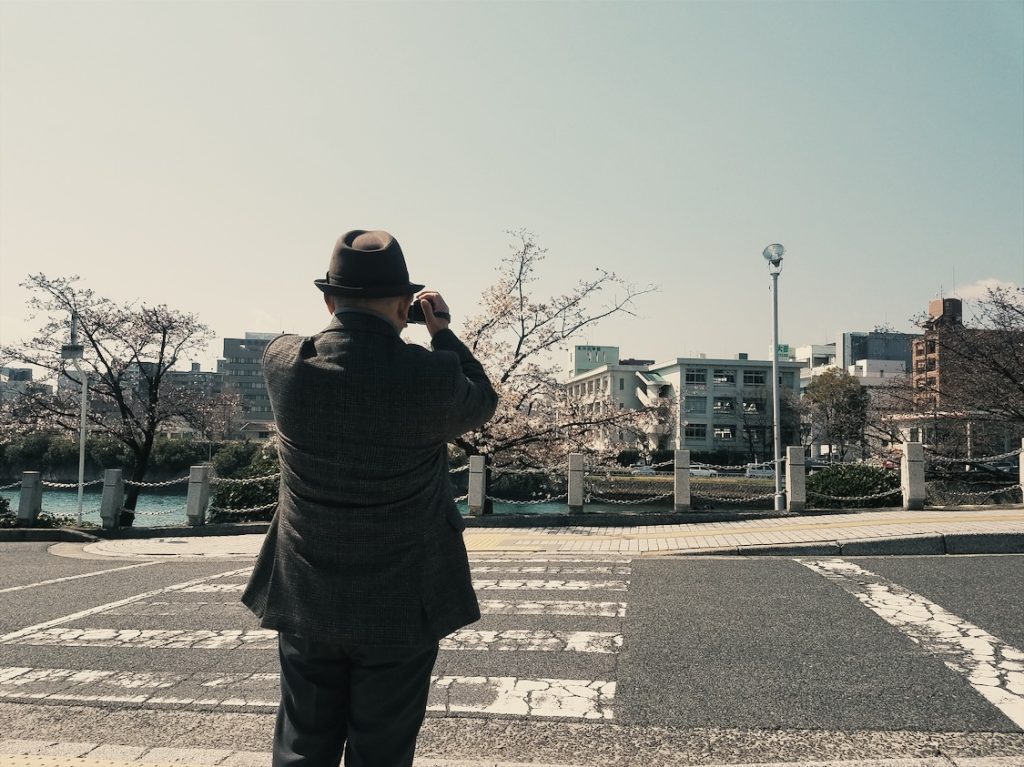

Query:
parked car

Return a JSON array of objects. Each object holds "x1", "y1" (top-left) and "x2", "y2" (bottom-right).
[
  {"x1": 689, "y1": 467, "x2": 719, "y2": 477},
  {"x1": 630, "y1": 464, "x2": 656, "y2": 476},
  {"x1": 744, "y1": 464, "x2": 775, "y2": 479}
]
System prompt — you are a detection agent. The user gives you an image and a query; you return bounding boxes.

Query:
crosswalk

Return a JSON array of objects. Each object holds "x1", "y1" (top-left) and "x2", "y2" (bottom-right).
[{"x1": 0, "y1": 556, "x2": 631, "y2": 721}]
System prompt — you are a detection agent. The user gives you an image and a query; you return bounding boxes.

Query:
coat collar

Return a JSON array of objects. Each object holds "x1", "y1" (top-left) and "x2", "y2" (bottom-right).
[{"x1": 324, "y1": 310, "x2": 401, "y2": 338}]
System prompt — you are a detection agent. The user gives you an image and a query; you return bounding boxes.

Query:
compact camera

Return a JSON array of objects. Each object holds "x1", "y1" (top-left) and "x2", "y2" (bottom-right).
[{"x1": 408, "y1": 298, "x2": 451, "y2": 324}]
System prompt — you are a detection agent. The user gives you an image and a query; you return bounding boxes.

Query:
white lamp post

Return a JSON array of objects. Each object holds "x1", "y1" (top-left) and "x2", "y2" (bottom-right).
[
  {"x1": 762, "y1": 243, "x2": 786, "y2": 512},
  {"x1": 61, "y1": 313, "x2": 88, "y2": 526}
]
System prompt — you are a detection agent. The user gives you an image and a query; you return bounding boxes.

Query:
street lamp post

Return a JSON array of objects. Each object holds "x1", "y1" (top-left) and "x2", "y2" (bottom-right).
[
  {"x1": 762, "y1": 243, "x2": 786, "y2": 512},
  {"x1": 61, "y1": 313, "x2": 88, "y2": 526}
]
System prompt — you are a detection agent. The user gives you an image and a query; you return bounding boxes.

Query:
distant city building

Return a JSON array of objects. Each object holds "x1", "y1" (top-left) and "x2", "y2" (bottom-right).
[
  {"x1": 567, "y1": 345, "x2": 621, "y2": 379},
  {"x1": 565, "y1": 351, "x2": 803, "y2": 458},
  {"x1": 166, "y1": 362, "x2": 224, "y2": 399},
  {"x1": 912, "y1": 298, "x2": 963, "y2": 408},
  {"x1": 217, "y1": 332, "x2": 280, "y2": 436},
  {"x1": 0, "y1": 366, "x2": 50, "y2": 403}
]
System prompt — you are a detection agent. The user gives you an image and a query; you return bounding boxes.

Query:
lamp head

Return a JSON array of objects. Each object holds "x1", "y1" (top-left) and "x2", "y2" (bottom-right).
[{"x1": 762, "y1": 243, "x2": 785, "y2": 266}]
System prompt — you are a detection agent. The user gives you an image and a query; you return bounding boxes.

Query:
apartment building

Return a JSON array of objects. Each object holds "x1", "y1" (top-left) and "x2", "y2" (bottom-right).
[
  {"x1": 217, "y1": 332, "x2": 279, "y2": 435},
  {"x1": 565, "y1": 348, "x2": 803, "y2": 458}
]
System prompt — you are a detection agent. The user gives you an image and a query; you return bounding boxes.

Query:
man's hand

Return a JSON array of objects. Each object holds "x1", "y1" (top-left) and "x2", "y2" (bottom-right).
[{"x1": 416, "y1": 290, "x2": 450, "y2": 337}]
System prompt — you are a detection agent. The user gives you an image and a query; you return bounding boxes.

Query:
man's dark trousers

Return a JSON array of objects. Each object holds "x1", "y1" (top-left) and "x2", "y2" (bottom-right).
[{"x1": 273, "y1": 633, "x2": 439, "y2": 767}]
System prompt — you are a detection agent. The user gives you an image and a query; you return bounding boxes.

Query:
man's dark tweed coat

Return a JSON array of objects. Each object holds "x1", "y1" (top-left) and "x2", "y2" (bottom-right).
[{"x1": 242, "y1": 311, "x2": 498, "y2": 646}]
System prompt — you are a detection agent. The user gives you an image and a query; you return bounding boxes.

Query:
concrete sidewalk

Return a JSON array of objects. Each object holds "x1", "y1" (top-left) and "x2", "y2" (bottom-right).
[
  {"x1": 52, "y1": 506, "x2": 1024, "y2": 560},
  {"x1": 1, "y1": 740, "x2": 1022, "y2": 767}
]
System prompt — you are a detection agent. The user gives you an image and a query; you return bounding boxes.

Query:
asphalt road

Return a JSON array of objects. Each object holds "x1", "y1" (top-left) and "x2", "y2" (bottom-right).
[{"x1": 0, "y1": 542, "x2": 1021, "y2": 765}]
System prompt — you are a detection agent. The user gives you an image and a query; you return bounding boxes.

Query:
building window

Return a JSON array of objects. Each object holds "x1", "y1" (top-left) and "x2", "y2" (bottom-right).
[
  {"x1": 685, "y1": 369, "x2": 707, "y2": 386},
  {"x1": 909, "y1": 427, "x2": 920, "y2": 442},
  {"x1": 619, "y1": 377, "x2": 624, "y2": 391},
  {"x1": 684, "y1": 423, "x2": 707, "y2": 440},
  {"x1": 781, "y1": 371, "x2": 796, "y2": 389},
  {"x1": 742, "y1": 398, "x2": 762, "y2": 413},
  {"x1": 713, "y1": 397, "x2": 735, "y2": 414},
  {"x1": 714, "y1": 425, "x2": 737, "y2": 441},
  {"x1": 743, "y1": 370, "x2": 767, "y2": 386},
  {"x1": 926, "y1": 340, "x2": 937, "y2": 354},
  {"x1": 684, "y1": 396, "x2": 707, "y2": 414},
  {"x1": 712, "y1": 369, "x2": 735, "y2": 385}
]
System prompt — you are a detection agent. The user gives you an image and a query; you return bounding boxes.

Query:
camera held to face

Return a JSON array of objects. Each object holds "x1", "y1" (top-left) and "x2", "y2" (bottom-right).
[{"x1": 408, "y1": 298, "x2": 451, "y2": 324}]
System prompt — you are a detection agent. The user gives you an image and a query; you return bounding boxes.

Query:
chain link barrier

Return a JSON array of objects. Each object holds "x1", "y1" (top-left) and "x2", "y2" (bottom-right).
[
  {"x1": 134, "y1": 507, "x2": 188, "y2": 518},
  {"x1": 586, "y1": 490, "x2": 675, "y2": 505},
  {"x1": 693, "y1": 491, "x2": 777, "y2": 503},
  {"x1": 808, "y1": 488, "x2": 903, "y2": 502},
  {"x1": 926, "y1": 483, "x2": 1022, "y2": 503},
  {"x1": 210, "y1": 473, "x2": 280, "y2": 486},
  {"x1": 124, "y1": 477, "x2": 190, "y2": 489},
  {"x1": 0, "y1": 481, "x2": 22, "y2": 491},
  {"x1": 925, "y1": 448, "x2": 1022, "y2": 465},
  {"x1": 41, "y1": 479, "x2": 104, "y2": 489},
  {"x1": 209, "y1": 501, "x2": 278, "y2": 514},
  {"x1": 485, "y1": 494, "x2": 568, "y2": 505}
]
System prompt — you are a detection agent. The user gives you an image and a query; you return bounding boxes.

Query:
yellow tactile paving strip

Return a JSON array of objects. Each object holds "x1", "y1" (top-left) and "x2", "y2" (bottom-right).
[{"x1": 462, "y1": 509, "x2": 1024, "y2": 550}]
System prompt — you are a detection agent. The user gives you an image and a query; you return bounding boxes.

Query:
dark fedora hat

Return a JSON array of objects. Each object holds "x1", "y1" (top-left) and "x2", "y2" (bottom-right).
[{"x1": 314, "y1": 230, "x2": 425, "y2": 298}]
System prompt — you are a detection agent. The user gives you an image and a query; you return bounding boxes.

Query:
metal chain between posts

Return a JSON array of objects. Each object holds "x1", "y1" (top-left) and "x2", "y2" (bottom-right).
[
  {"x1": 484, "y1": 494, "x2": 568, "y2": 505},
  {"x1": 808, "y1": 488, "x2": 903, "y2": 502},
  {"x1": 693, "y1": 491, "x2": 777, "y2": 502},
  {"x1": 124, "y1": 477, "x2": 190, "y2": 489},
  {"x1": 209, "y1": 501, "x2": 278, "y2": 514},
  {"x1": 134, "y1": 507, "x2": 187, "y2": 517},
  {"x1": 691, "y1": 461, "x2": 773, "y2": 471},
  {"x1": 490, "y1": 466, "x2": 564, "y2": 477},
  {"x1": 587, "y1": 491, "x2": 674, "y2": 505},
  {"x1": 926, "y1": 484, "x2": 1021, "y2": 502},
  {"x1": 453, "y1": 494, "x2": 468, "y2": 503},
  {"x1": 0, "y1": 481, "x2": 22, "y2": 491},
  {"x1": 925, "y1": 448, "x2": 1022, "y2": 465},
  {"x1": 211, "y1": 473, "x2": 280, "y2": 486},
  {"x1": 449, "y1": 465, "x2": 469, "y2": 474},
  {"x1": 41, "y1": 479, "x2": 104, "y2": 489}
]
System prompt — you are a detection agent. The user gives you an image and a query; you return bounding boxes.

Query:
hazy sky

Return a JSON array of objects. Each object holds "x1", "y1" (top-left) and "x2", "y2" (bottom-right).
[{"x1": 2, "y1": 0, "x2": 1022, "y2": 374}]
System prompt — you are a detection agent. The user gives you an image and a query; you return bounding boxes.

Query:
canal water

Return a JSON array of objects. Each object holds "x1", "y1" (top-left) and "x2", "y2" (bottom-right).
[{"x1": 1, "y1": 488, "x2": 665, "y2": 528}]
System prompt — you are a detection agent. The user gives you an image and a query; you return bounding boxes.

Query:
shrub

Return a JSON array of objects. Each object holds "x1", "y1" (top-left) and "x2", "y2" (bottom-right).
[
  {"x1": 806, "y1": 463, "x2": 900, "y2": 508},
  {"x1": 209, "y1": 441, "x2": 280, "y2": 523},
  {"x1": 0, "y1": 495, "x2": 13, "y2": 528}
]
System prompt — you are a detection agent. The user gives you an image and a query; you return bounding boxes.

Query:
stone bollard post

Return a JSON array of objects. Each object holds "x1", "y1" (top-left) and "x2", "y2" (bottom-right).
[
  {"x1": 1019, "y1": 438, "x2": 1024, "y2": 497},
  {"x1": 568, "y1": 453, "x2": 584, "y2": 513},
  {"x1": 100, "y1": 469, "x2": 124, "y2": 530},
  {"x1": 467, "y1": 456, "x2": 487, "y2": 517},
  {"x1": 673, "y1": 450, "x2": 691, "y2": 512},
  {"x1": 17, "y1": 471, "x2": 42, "y2": 527},
  {"x1": 186, "y1": 466, "x2": 212, "y2": 527},
  {"x1": 901, "y1": 442, "x2": 925, "y2": 511},
  {"x1": 786, "y1": 446, "x2": 806, "y2": 513}
]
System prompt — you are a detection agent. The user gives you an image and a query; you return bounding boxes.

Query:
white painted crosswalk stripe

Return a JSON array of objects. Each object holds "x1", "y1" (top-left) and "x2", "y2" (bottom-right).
[
  {"x1": 8, "y1": 627, "x2": 622, "y2": 654},
  {"x1": 473, "y1": 579, "x2": 627, "y2": 591},
  {"x1": 471, "y1": 565, "x2": 631, "y2": 575},
  {"x1": 0, "y1": 667, "x2": 615, "y2": 719},
  {"x1": 801, "y1": 558, "x2": 1024, "y2": 730},
  {"x1": 0, "y1": 557, "x2": 628, "y2": 722},
  {"x1": 98, "y1": 598, "x2": 628, "y2": 618},
  {"x1": 478, "y1": 599, "x2": 626, "y2": 617},
  {"x1": 182, "y1": 569, "x2": 630, "y2": 594}
]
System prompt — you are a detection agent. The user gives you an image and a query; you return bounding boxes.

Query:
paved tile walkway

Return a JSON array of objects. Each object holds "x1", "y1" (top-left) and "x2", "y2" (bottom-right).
[{"x1": 65, "y1": 506, "x2": 1024, "y2": 559}]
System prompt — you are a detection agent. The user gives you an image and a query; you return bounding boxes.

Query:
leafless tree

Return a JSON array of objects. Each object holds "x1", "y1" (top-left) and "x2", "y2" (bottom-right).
[{"x1": 1, "y1": 275, "x2": 215, "y2": 523}]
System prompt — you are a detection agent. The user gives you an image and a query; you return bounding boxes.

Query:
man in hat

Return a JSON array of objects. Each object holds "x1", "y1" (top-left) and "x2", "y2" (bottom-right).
[{"x1": 242, "y1": 230, "x2": 498, "y2": 767}]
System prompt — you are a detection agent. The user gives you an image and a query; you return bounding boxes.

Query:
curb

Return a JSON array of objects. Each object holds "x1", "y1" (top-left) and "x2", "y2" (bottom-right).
[
  {"x1": 664, "y1": 532, "x2": 1024, "y2": 557},
  {"x1": 0, "y1": 528, "x2": 100, "y2": 544}
]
